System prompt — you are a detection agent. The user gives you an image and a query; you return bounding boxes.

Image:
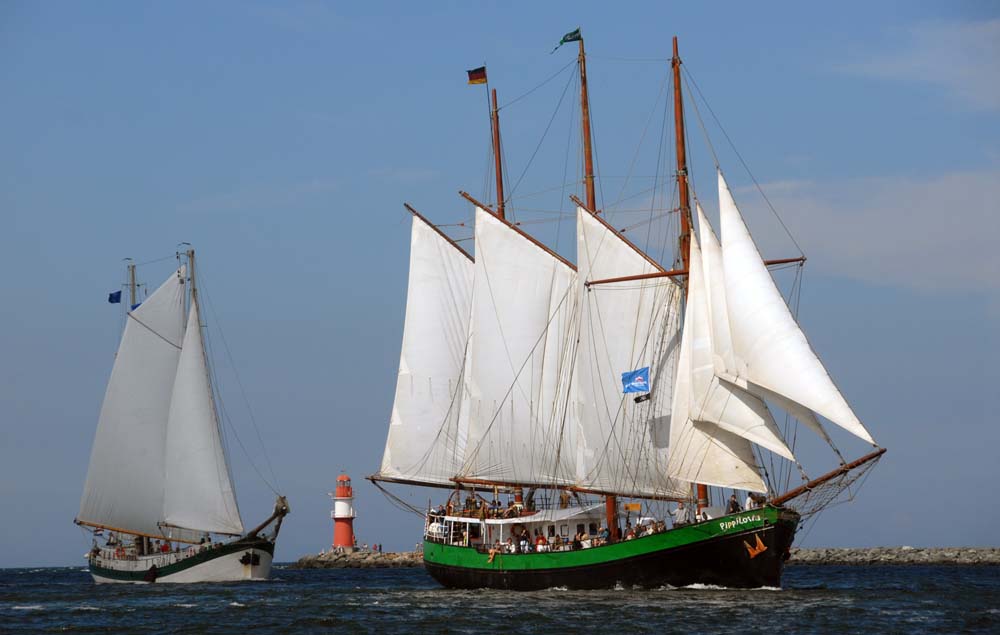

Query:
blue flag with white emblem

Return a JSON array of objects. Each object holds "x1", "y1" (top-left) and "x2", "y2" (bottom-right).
[{"x1": 621, "y1": 367, "x2": 650, "y2": 393}]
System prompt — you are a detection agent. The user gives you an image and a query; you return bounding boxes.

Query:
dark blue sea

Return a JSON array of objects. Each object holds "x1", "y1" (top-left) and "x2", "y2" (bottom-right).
[{"x1": 2, "y1": 564, "x2": 998, "y2": 634}]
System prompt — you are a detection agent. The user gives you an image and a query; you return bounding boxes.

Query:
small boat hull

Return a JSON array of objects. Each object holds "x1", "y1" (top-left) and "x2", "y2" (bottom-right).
[
  {"x1": 88, "y1": 537, "x2": 275, "y2": 584},
  {"x1": 423, "y1": 506, "x2": 798, "y2": 590}
]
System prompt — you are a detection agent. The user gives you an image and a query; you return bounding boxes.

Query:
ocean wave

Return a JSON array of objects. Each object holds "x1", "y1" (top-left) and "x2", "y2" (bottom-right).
[
  {"x1": 229, "y1": 601, "x2": 246, "y2": 607},
  {"x1": 12, "y1": 605, "x2": 44, "y2": 610}
]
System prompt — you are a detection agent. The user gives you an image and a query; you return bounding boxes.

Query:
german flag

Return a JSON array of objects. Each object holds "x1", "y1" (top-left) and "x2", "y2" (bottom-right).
[{"x1": 467, "y1": 66, "x2": 487, "y2": 85}]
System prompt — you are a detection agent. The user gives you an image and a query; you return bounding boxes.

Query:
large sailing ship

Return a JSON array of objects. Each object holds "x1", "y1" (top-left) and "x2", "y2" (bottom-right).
[
  {"x1": 75, "y1": 249, "x2": 289, "y2": 583},
  {"x1": 371, "y1": 33, "x2": 885, "y2": 590}
]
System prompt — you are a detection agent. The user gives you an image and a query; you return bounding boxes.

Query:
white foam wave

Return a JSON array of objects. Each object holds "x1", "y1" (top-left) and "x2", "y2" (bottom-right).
[
  {"x1": 174, "y1": 603, "x2": 197, "y2": 608},
  {"x1": 73, "y1": 605, "x2": 103, "y2": 612},
  {"x1": 229, "y1": 601, "x2": 246, "y2": 607},
  {"x1": 13, "y1": 605, "x2": 44, "y2": 611},
  {"x1": 679, "y1": 583, "x2": 783, "y2": 591}
]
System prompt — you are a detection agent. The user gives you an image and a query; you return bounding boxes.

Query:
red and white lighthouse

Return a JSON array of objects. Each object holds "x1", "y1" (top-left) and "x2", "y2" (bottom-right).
[{"x1": 329, "y1": 474, "x2": 356, "y2": 551}]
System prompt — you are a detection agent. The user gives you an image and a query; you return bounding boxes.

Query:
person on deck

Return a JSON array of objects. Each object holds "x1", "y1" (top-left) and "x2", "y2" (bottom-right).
[
  {"x1": 535, "y1": 531, "x2": 548, "y2": 552},
  {"x1": 727, "y1": 494, "x2": 743, "y2": 514},
  {"x1": 745, "y1": 493, "x2": 756, "y2": 510},
  {"x1": 670, "y1": 501, "x2": 689, "y2": 526}
]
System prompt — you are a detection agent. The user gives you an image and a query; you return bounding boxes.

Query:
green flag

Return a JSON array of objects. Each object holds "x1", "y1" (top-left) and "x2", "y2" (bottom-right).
[{"x1": 551, "y1": 27, "x2": 582, "y2": 53}]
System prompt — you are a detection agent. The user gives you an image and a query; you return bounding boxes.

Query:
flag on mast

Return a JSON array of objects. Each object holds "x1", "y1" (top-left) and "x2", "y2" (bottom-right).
[
  {"x1": 551, "y1": 28, "x2": 582, "y2": 53},
  {"x1": 467, "y1": 66, "x2": 487, "y2": 85}
]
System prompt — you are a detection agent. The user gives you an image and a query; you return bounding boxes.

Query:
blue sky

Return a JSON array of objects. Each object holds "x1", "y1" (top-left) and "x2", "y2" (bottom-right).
[{"x1": 1, "y1": 1, "x2": 997, "y2": 567}]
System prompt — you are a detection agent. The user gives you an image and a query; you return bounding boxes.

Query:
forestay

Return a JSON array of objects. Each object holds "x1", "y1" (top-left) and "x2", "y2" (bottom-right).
[{"x1": 379, "y1": 215, "x2": 475, "y2": 486}]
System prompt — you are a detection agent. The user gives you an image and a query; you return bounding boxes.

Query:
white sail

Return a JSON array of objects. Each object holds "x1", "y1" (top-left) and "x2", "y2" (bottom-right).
[
  {"x1": 687, "y1": 232, "x2": 795, "y2": 460},
  {"x1": 78, "y1": 268, "x2": 186, "y2": 536},
  {"x1": 162, "y1": 298, "x2": 244, "y2": 536},
  {"x1": 575, "y1": 208, "x2": 689, "y2": 499},
  {"x1": 667, "y1": 256, "x2": 768, "y2": 492},
  {"x1": 378, "y1": 215, "x2": 474, "y2": 486},
  {"x1": 699, "y1": 203, "x2": 836, "y2": 447},
  {"x1": 459, "y1": 207, "x2": 579, "y2": 486},
  {"x1": 717, "y1": 171, "x2": 876, "y2": 444}
]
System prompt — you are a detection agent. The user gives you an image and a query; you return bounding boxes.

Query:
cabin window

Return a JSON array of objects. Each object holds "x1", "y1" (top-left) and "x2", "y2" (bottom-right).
[
  {"x1": 576, "y1": 523, "x2": 585, "y2": 535},
  {"x1": 469, "y1": 524, "x2": 481, "y2": 540},
  {"x1": 547, "y1": 525, "x2": 555, "y2": 537},
  {"x1": 589, "y1": 523, "x2": 598, "y2": 535},
  {"x1": 560, "y1": 524, "x2": 568, "y2": 536}
]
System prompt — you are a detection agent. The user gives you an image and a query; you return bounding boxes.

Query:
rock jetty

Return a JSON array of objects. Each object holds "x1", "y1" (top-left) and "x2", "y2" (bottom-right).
[
  {"x1": 292, "y1": 547, "x2": 1000, "y2": 569},
  {"x1": 292, "y1": 550, "x2": 422, "y2": 569},
  {"x1": 788, "y1": 546, "x2": 1000, "y2": 566}
]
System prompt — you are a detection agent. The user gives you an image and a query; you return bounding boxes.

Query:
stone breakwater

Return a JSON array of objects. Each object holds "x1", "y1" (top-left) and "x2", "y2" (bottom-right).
[
  {"x1": 292, "y1": 547, "x2": 1000, "y2": 569},
  {"x1": 788, "y1": 547, "x2": 1000, "y2": 566},
  {"x1": 292, "y1": 550, "x2": 423, "y2": 569}
]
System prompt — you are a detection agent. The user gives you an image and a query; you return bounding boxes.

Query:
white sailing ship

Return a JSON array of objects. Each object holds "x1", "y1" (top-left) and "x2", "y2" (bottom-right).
[{"x1": 75, "y1": 250, "x2": 288, "y2": 584}]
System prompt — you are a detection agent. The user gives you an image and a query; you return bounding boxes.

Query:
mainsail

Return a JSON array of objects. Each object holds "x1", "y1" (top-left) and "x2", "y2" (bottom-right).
[
  {"x1": 459, "y1": 207, "x2": 579, "y2": 486},
  {"x1": 78, "y1": 268, "x2": 186, "y2": 536},
  {"x1": 163, "y1": 298, "x2": 243, "y2": 536},
  {"x1": 79, "y1": 263, "x2": 246, "y2": 539},
  {"x1": 378, "y1": 214, "x2": 474, "y2": 486},
  {"x1": 575, "y1": 207, "x2": 688, "y2": 498}
]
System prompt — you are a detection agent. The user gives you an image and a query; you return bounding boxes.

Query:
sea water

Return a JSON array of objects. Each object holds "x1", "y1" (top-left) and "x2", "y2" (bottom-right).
[{"x1": 1, "y1": 564, "x2": 998, "y2": 634}]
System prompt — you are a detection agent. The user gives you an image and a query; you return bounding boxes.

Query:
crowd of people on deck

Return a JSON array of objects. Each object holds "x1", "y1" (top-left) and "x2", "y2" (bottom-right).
[
  {"x1": 434, "y1": 489, "x2": 769, "y2": 556},
  {"x1": 93, "y1": 532, "x2": 230, "y2": 562}
]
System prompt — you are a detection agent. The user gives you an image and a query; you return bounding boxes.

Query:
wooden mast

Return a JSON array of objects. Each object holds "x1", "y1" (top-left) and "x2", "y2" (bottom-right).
[
  {"x1": 491, "y1": 89, "x2": 506, "y2": 219},
  {"x1": 672, "y1": 36, "x2": 694, "y2": 273},
  {"x1": 578, "y1": 38, "x2": 597, "y2": 211},
  {"x1": 671, "y1": 36, "x2": 708, "y2": 512},
  {"x1": 576, "y1": 31, "x2": 617, "y2": 540}
]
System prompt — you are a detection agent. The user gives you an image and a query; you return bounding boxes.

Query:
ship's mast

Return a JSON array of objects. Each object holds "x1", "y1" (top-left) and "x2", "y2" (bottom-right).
[
  {"x1": 578, "y1": 38, "x2": 597, "y2": 211},
  {"x1": 671, "y1": 36, "x2": 708, "y2": 512},
  {"x1": 126, "y1": 259, "x2": 137, "y2": 309},
  {"x1": 672, "y1": 36, "x2": 694, "y2": 273},
  {"x1": 576, "y1": 31, "x2": 618, "y2": 540},
  {"x1": 187, "y1": 248, "x2": 198, "y2": 311},
  {"x1": 491, "y1": 89, "x2": 506, "y2": 219}
]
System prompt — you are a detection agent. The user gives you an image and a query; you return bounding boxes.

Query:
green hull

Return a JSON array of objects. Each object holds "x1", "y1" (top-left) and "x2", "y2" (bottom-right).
[{"x1": 423, "y1": 506, "x2": 799, "y2": 590}]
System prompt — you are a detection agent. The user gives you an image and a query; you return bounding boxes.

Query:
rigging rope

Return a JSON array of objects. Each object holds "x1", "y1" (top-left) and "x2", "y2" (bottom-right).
[
  {"x1": 681, "y1": 66, "x2": 806, "y2": 257},
  {"x1": 197, "y1": 273, "x2": 281, "y2": 495}
]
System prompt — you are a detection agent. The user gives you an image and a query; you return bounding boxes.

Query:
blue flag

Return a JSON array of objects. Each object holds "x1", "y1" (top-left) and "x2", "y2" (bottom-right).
[
  {"x1": 130, "y1": 302, "x2": 142, "y2": 311},
  {"x1": 621, "y1": 367, "x2": 650, "y2": 394},
  {"x1": 108, "y1": 290, "x2": 122, "y2": 304}
]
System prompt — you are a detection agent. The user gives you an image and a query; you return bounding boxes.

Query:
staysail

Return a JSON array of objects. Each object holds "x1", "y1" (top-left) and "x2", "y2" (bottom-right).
[
  {"x1": 377, "y1": 213, "x2": 475, "y2": 487},
  {"x1": 575, "y1": 207, "x2": 688, "y2": 498},
  {"x1": 716, "y1": 171, "x2": 875, "y2": 445},
  {"x1": 459, "y1": 207, "x2": 579, "y2": 486},
  {"x1": 78, "y1": 267, "x2": 186, "y2": 536},
  {"x1": 667, "y1": 234, "x2": 769, "y2": 493},
  {"x1": 686, "y1": 216, "x2": 795, "y2": 460},
  {"x1": 697, "y1": 203, "x2": 836, "y2": 447},
  {"x1": 162, "y1": 298, "x2": 244, "y2": 536}
]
